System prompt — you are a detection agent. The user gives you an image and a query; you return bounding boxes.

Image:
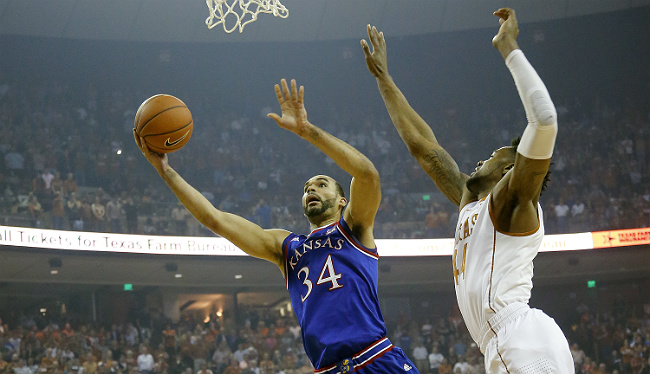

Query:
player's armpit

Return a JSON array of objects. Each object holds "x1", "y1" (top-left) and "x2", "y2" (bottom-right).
[
  {"x1": 207, "y1": 212, "x2": 290, "y2": 272},
  {"x1": 508, "y1": 153, "x2": 551, "y2": 203},
  {"x1": 491, "y1": 154, "x2": 550, "y2": 233},
  {"x1": 418, "y1": 147, "x2": 468, "y2": 206}
]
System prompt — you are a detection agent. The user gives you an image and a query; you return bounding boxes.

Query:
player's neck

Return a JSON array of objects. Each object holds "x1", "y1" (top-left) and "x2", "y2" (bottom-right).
[
  {"x1": 307, "y1": 214, "x2": 340, "y2": 232},
  {"x1": 467, "y1": 180, "x2": 497, "y2": 201}
]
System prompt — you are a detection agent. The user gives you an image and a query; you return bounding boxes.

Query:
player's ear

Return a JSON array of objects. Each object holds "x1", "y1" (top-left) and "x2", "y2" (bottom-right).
[
  {"x1": 503, "y1": 163, "x2": 514, "y2": 176},
  {"x1": 338, "y1": 196, "x2": 348, "y2": 208}
]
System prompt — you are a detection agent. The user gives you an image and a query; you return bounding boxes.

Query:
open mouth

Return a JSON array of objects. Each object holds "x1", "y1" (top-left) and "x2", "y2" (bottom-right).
[{"x1": 306, "y1": 195, "x2": 321, "y2": 205}]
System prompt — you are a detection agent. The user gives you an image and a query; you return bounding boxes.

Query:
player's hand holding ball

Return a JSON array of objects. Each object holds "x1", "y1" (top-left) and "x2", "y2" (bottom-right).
[{"x1": 134, "y1": 94, "x2": 193, "y2": 154}]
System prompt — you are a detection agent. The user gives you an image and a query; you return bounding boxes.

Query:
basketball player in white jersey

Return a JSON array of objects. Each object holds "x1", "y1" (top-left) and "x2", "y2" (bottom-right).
[{"x1": 362, "y1": 8, "x2": 574, "y2": 374}]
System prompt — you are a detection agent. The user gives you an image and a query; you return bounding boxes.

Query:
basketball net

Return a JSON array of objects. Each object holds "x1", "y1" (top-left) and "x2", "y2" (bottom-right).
[{"x1": 205, "y1": 0, "x2": 289, "y2": 33}]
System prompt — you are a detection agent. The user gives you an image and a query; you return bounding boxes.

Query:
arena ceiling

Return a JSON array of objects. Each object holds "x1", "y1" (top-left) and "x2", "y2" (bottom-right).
[{"x1": 1, "y1": 0, "x2": 650, "y2": 43}]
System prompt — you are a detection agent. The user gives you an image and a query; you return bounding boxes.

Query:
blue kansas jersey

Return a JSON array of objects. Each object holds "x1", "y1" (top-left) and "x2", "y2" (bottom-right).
[{"x1": 283, "y1": 217, "x2": 387, "y2": 370}]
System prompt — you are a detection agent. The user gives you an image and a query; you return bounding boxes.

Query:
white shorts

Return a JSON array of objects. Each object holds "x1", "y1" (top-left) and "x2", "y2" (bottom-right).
[{"x1": 482, "y1": 304, "x2": 574, "y2": 374}]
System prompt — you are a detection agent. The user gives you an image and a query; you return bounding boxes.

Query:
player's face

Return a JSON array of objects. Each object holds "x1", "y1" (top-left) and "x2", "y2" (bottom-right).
[
  {"x1": 466, "y1": 146, "x2": 515, "y2": 193},
  {"x1": 302, "y1": 175, "x2": 342, "y2": 218}
]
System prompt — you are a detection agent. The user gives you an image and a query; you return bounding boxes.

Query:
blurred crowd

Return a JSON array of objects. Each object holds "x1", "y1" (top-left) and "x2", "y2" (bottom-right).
[
  {"x1": 0, "y1": 76, "x2": 648, "y2": 239},
  {"x1": 0, "y1": 294, "x2": 649, "y2": 374}
]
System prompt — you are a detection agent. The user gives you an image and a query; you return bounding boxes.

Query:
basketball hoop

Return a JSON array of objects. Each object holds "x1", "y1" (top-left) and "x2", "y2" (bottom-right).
[{"x1": 205, "y1": 0, "x2": 289, "y2": 33}]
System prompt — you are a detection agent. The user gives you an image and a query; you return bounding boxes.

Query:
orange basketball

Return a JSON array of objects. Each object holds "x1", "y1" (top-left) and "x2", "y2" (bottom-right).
[{"x1": 134, "y1": 94, "x2": 193, "y2": 153}]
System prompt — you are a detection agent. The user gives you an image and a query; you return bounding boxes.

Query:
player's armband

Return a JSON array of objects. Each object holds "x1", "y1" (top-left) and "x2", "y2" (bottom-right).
[{"x1": 506, "y1": 50, "x2": 557, "y2": 159}]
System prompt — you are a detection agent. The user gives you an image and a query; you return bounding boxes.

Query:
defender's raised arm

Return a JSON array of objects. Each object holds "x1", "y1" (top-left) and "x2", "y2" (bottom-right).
[
  {"x1": 362, "y1": 25, "x2": 469, "y2": 207},
  {"x1": 491, "y1": 8, "x2": 557, "y2": 212}
]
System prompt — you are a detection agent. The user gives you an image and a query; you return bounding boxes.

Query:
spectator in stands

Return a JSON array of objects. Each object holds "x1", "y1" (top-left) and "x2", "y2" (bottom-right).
[
  {"x1": 82, "y1": 352, "x2": 99, "y2": 374},
  {"x1": 258, "y1": 353, "x2": 274, "y2": 374},
  {"x1": 571, "y1": 343, "x2": 586, "y2": 373},
  {"x1": 428, "y1": 344, "x2": 445, "y2": 374},
  {"x1": 171, "y1": 202, "x2": 188, "y2": 236},
  {"x1": 122, "y1": 194, "x2": 139, "y2": 234},
  {"x1": 66, "y1": 192, "x2": 83, "y2": 231},
  {"x1": 197, "y1": 362, "x2": 214, "y2": 374},
  {"x1": 452, "y1": 355, "x2": 468, "y2": 374},
  {"x1": 137, "y1": 346, "x2": 155, "y2": 374},
  {"x1": 106, "y1": 196, "x2": 124, "y2": 234},
  {"x1": 79, "y1": 195, "x2": 93, "y2": 232},
  {"x1": 63, "y1": 173, "x2": 79, "y2": 197},
  {"x1": 51, "y1": 171, "x2": 64, "y2": 196},
  {"x1": 51, "y1": 191, "x2": 65, "y2": 230},
  {"x1": 437, "y1": 358, "x2": 453, "y2": 374},
  {"x1": 554, "y1": 198, "x2": 570, "y2": 233},
  {"x1": 91, "y1": 195, "x2": 106, "y2": 232},
  {"x1": 27, "y1": 193, "x2": 42, "y2": 228},
  {"x1": 4, "y1": 145, "x2": 26, "y2": 179},
  {"x1": 412, "y1": 340, "x2": 429, "y2": 372}
]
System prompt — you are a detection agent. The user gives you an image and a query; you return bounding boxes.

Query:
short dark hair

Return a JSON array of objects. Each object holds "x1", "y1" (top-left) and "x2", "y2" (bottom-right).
[
  {"x1": 333, "y1": 179, "x2": 345, "y2": 199},
  {"x1": 510, "y1": 136, "x2": 551, "y2": 195}
]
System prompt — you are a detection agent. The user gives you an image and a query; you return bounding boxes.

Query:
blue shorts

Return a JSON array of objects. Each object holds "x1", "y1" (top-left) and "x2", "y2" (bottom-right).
[
  {"x1": 315, "y1": 338, "x2": 420, "y2": 374},
  {"x1": 356, "y1": 347, "x2": 420, "y2": 374}
]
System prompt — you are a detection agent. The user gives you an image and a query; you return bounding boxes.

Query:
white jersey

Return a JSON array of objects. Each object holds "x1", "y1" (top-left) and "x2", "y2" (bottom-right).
[{"x1": 453, "y1": 194, "x2": 543, "y2": 351}]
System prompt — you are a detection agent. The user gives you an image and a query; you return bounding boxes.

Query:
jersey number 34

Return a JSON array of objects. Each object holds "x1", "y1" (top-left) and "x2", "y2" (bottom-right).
[{"x1": 297, "y1": 254, "x2": 344, "y2": 302}]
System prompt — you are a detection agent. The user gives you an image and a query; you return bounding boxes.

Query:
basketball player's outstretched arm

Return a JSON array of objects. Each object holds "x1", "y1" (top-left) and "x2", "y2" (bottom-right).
[
  {"x1": 268, "y1": 79, "x2": 380, "y2": 247},
  {"x1": 134, "y1": 131, "x2": 289, "y2": 274},
  {"x1": 490, "y1": 8, "x2": 556, "y2": 231},
  {"x1": 361, "y1": 25, "x2": 469, "y2": 207}
]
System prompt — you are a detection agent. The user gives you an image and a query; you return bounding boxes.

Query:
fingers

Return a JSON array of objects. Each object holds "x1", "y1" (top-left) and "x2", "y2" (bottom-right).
[
  {"x1": 360, "y1": 39, "x2": 370, "y2": 55},
  {"x1": 133, "y1": 129, "x2": 155, "y2": 158},
  {"x1": 281, "y1": 78, "x2": 290, "y2": 101},
  {"x1": 275, "y1": 78, "x2": 303, "y2": 103},
  {"x1": 274, "y1": 83, "x2": 283, "y2": 104},
  {"x1": 291, "y1": 79, "x2": 298, "y2": 102},
  {"x1": 133, "y1": 129, "x2": 141, "y2": 148},
  {"x1": 494, "y1": 7, "x2": 515, "y2": 21},
  {"x1": 365, "y1": 24, "x2": 385, "y2": 50},
  {"x1": 133, "y1": 129, "x2": 147, "y2": 153}
]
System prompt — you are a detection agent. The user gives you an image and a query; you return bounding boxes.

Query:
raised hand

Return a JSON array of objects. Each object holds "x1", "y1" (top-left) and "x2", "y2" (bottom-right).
[
  {"x1": 267, "y1": 78, "x2": 309, "y2": 136},
  {"x1": 492, "y1": 8, "x2": 519, "y2": 48},
  {"x1": 361, "y1": 24, "x2": 388, "y2": 78},
  {"x1": 492, "y1": 8, "x2": 520, "y2": 59}
]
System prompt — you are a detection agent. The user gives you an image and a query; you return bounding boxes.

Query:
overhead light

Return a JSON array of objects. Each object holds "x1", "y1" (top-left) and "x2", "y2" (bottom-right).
[
  {"x1": 234, "y1": 274, "x2": 243, "y2": 279},
  {"x1": 175, "y1": 273, "x2": 183, "y2": 278},
  {"x1": 50, "y1": 269, "x2": 59, "y2": 275}
]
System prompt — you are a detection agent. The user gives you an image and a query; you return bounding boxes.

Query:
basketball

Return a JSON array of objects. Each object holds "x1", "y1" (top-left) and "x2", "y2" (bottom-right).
[{"x1": 134, "y1": 94, "x2": 193, "y2": 153}]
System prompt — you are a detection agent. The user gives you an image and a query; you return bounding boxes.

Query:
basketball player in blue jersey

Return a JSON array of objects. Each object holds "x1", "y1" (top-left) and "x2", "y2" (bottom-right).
[
  {"x1": 135, "y1": 78, "x2": 419, "y2": 374},
  {"x1": 363, "y1": 8, "x2": 574, "y2": 374}
]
